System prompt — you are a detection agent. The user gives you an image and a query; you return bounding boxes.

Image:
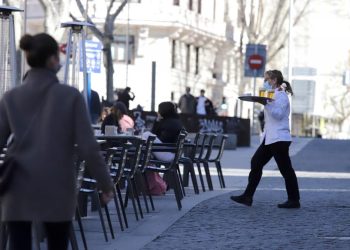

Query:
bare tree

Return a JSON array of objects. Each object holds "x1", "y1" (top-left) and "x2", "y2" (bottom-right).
[
  {"x1": 235, "y1": 0, "x2": 312, "y2": 95},
  {"x1": 38, "y1": 0, "x2": 71, "y2": 41},
  {"x1": 329, "y1": 89, "x2": 350, "y2": 131},
  {"x1": 73, "y1": 0, "x2": 128, "y2": 102}
]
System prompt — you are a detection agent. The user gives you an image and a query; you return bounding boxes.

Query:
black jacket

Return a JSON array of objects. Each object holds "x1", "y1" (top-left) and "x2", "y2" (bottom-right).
[
  {"x1": 151, "y1": 116, "x2": 183, "y2": 143},
  {"x1": 101, "y1": 113, "x2": 119, "y2": 134}
]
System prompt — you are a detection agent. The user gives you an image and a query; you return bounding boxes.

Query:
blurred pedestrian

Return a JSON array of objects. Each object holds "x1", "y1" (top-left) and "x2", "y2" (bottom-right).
[
  {"x1": 196, "y1": 89, "x2": 216, "y2": 116},
  {"x1": 178, "y1": 87, "x2": 196, "y2": 114},
  {"x1": 231, "y1": 69, "x2": 300, "y2": 209},
  {"x1": 89, "y1": 89, "x2": 102, "y2": 124},
  {"x1": 116, "y1": 87, "x2": 135, "y2": 110},
  {"x1": 101, "y1": 101, "x2": 134, "y2": 134},
  {"x1": 0, "y1": 33, "x2": 113, "y2": 250}
]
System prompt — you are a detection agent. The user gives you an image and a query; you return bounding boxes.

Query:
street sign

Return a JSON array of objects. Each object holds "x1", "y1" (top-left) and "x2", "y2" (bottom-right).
[
  {"x1": 80, "y1": 40, "x2": 102, "y2": 73},
  {"x1": 248, "y1": 54, "x2": 263, "y2": 70},
  {"x1": 244, "y1": 44, "x2": 266, "y2": 77}
]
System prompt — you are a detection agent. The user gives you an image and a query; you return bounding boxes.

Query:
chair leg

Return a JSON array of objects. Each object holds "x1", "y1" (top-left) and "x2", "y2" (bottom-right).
[
  {"x1": 131, "y1": 178, "x2": 144, "y2": 219},
  {"x1": 126, "y1": 179, "x2": 139, "y2": 221},
  {"x1": 214, "y1": 161, "x2": 223, "y2": 188},
  {"x1": 93, "y1": 191, "x2": 108, "y2": 242},
  {"x1": 143, "y1": 172, "x2": 155, "y2": 211},
  {"x1": 116, "y1": 185, "x2": 129, "y2": 228},
  {"x1": 172, "y1": 170, "x2": 182, "y2": 210},
  {"x1": 216, "y1": 161, "x2": 226, "y2": 188},
  {"x1": 203, "y1": 162, "x2": 214, "y2": 191},
  {"x1": 196, "y1": 162, "x2": 206, "y2": 192},
  {"x1": 69, "y1": 223, "x2": 79, "y2": 250},
  {"x1": 182, "y1": 164, "x2": 190, "y2": 187},
  {"x1": 186, "y1": 162, "x2": 199, "y2": 194},
  {"x1": 103, "y1": 204, "x2": 115, "y2": 239},
  {"x1": 75, "y1": 207, "x2": 88, "y2": 250},
  {"x1": 112, "y1": 187, "x2": 124, "y2": 231},
  {"x1": 137, "y1": 173, "x2": 150, "y2": 213},
  {"x1": 176, "y1": 165, "x2": 186, "y2": 197}
]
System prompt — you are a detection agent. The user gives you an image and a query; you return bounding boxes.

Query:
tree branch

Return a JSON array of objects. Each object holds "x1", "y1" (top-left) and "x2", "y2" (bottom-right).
[
  {"x1": 75, "y1": 0, "x2": 103, "y2": 40},
  {"x1": 111, "y1": 0, "x2": 129, "y2": 22},
  {"x1": 107, "y1": 0, "x2": 117, "y2": 15}
]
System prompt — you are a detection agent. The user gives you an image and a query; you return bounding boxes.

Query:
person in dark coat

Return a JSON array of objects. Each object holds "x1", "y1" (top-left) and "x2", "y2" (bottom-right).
[
  {"x1": 0, "y1": 33, "x2": 113, "y2": 250},
  {"x1": 89, "y1": 89, "x2": 102, "y2": 124},
  {"x1": 152, "y1": 102, "x2": 184, "y2": 143},
  {"x1": 117, "y1": 87, "x2": 135, "y2": 109},
  {"x1": 178, "y1": 87, "x2": 197, "y2": 114}
]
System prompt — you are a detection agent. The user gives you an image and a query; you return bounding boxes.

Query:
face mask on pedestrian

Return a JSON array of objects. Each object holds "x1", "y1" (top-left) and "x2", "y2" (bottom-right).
[{"x1": 263, "y1": 81, "x2": 272, "y2": 90}]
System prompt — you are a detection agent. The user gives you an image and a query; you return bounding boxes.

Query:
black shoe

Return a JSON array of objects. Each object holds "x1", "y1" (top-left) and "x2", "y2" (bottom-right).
[
  {"x1": 277, "y1": 200, "x2": 300, "y2": 209},
  {"x1": 230, "y1": 195, "x2": 253, "y2": 207}
]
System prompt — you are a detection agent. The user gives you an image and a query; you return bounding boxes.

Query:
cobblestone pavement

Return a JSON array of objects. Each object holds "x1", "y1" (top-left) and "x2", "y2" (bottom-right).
[
  {"x1": 143, "y1": 181, "x2": 350, "y2": 249},
  {"x1": 143, "y1": 139, "x2": 350, "y2": 250}
]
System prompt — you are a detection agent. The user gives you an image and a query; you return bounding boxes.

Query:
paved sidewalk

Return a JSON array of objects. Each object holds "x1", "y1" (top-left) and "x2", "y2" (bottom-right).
[
  {"x1": 66, "y1": 136, "x2": 350, "y2": 250},
  {"x1": 142, "y1": 138, "x2": 350, "y2": 249}
]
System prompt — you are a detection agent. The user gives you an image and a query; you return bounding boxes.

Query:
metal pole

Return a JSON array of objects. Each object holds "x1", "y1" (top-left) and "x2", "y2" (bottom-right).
[
  {"x1": 21, "y1": 0, "x2": 27, "y2": 79},
  {"x1": 125, "y1": 0, "x2": 130, "y2": 87},
  {"x1": 151, "y1": 61, "x2": 156, "y2": 112},
  {"x1": 288, "y1": 0, "x2": 293, "y2": 132},
  {"x1": 251, "y1": 44, "x2": 258, "y2": 135},
  {"x1": 81, "y1": 29, "x2": 88, "y2": 105},
  {"x1": 9, "y1": 14, "x2": 16, "y2": 87},
  {"x1": 64, "y1": 29, "x2": 73, "y2": 84}
]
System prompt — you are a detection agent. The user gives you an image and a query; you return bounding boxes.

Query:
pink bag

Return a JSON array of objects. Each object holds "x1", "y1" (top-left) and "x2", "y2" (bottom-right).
[{"x1": 146, "y1": 172, "x2": 167, "y2": 195}]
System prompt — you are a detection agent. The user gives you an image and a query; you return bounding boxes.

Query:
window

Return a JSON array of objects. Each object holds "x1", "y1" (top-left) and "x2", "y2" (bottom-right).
[
  {"x1": 197, "y1": 0, "x2": 201, "y2": 14},
  {"x1": 188, "y1": 0, "x2": 193, "y2": 10},
  {"x1": 186, "y1": 44, "x2": 191, "y2": 73},
  {"x1": 113, "y1": 35, "x2": 135, "y2": 64},
  {"x1": 171, "y1": 40, "x2": 176, "y2": 68},
  {"x1": 173, "y1": 0, "x2": 180, "y2": 6},
  {"x1": 195, "y1": 46, "x2": 199, "y2": 75}
]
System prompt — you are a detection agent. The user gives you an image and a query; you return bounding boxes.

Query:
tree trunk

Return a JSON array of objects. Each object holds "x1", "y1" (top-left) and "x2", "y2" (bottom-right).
[{"x1": 103, "y1": 40, "x2": 114, "y2": 102}]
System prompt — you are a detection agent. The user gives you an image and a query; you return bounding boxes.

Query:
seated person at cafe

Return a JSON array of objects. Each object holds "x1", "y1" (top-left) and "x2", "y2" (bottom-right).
[
  {"x1": 142, "y1": 102, "x2": 184, "y2": 195},
  {"x1": 101, "y1": 101, "x2": 134, "y2": 134},
  {"x1": 151, "y1": 102, "x2": 183, "y2": 143}
]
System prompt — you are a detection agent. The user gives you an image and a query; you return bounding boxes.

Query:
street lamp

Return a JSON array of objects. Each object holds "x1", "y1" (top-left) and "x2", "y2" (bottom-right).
[
  {"x1": 0, "y1": 5, "x2": 23, "y2": 99},
  {"x1": 60, "y1": 21, "x2": 94, "y2": 104}
]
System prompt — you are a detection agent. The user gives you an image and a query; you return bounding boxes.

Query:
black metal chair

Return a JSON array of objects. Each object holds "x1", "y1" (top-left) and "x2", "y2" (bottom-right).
[
  {"x1": 146, "y1": 133, "x2": 187, "y2": 210},
  {"x1": 106, "y1": 146, "x2": 129, "y2": 231},
  {"x1": 137, "y1": 135, "x2": 157, "y2": 212},
  {"x1": 196, "y1": 134, "x2": 216, "y2": 191},
  {"x1": 122, "y1": 138, "x2": 144, "y2": 220},
  {"x1": 208, "y1": 134, "x2": 228, "y2": 188}
]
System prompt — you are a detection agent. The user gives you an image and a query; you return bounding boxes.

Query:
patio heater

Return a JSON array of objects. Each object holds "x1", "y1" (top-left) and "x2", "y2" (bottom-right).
[
  {"x1": 0, "y1": 6, "x2": 22, "y2": 99},
  {"x1": 61, "y1": 21, "x2": 94, "y2": 103}
]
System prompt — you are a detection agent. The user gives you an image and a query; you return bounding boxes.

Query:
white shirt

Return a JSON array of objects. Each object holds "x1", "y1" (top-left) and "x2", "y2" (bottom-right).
[
  {"x1": 261, "y1": 89, "x2": 292, "y2": 145},
  {"x1": 197, "y1": 96, "x2": 206, "y2": 115}
]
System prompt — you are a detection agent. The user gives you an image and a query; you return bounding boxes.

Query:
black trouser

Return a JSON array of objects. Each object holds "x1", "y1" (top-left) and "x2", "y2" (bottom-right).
[
  {"x1": 7, "y1": 221, "x2": 71, "y2": 250},
  {"x1": 243, "y1": 141, "x2": 300, "y2": 201}
]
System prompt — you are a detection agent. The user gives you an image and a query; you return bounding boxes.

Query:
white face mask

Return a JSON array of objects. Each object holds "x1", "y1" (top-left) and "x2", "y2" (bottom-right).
[{"x1": 263, "y1": 81, "x2": 272, "y2": 90}]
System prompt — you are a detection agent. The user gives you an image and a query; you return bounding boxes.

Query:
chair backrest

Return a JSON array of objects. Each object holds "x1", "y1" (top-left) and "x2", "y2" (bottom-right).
[
  {"x1": 195, "y1": 133, "x2": 208, "y2": 160},
  {"x1": 139, "y1": 135, "x2": 156, "y2": 173},
  {"x1": 129, "y1": 138, "x2": 144, "y2": 178},
  {"x1": 211, "y1": 134, "x2": 228, "y2": 161},
  {"x1": 203, "y1": 134, "x2": 216, "y2": 160},
  {"x1": 107, "y1": 146, "x2": 128, "y2": 184},
  {"x1": 170, "y1": 133, "x2": 187, "y2": 168},
  {"x1": 188, "y1": 133, "x2": 201, "y2": 159}
]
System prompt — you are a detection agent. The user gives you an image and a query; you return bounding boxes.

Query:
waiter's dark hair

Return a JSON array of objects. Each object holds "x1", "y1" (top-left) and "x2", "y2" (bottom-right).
[
  {"x1": 265, "y1": 70, "x2": 293, "y2": 96},
  {"x1": 20, "y1": 33, "x2": 59, "y2": 68}
]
